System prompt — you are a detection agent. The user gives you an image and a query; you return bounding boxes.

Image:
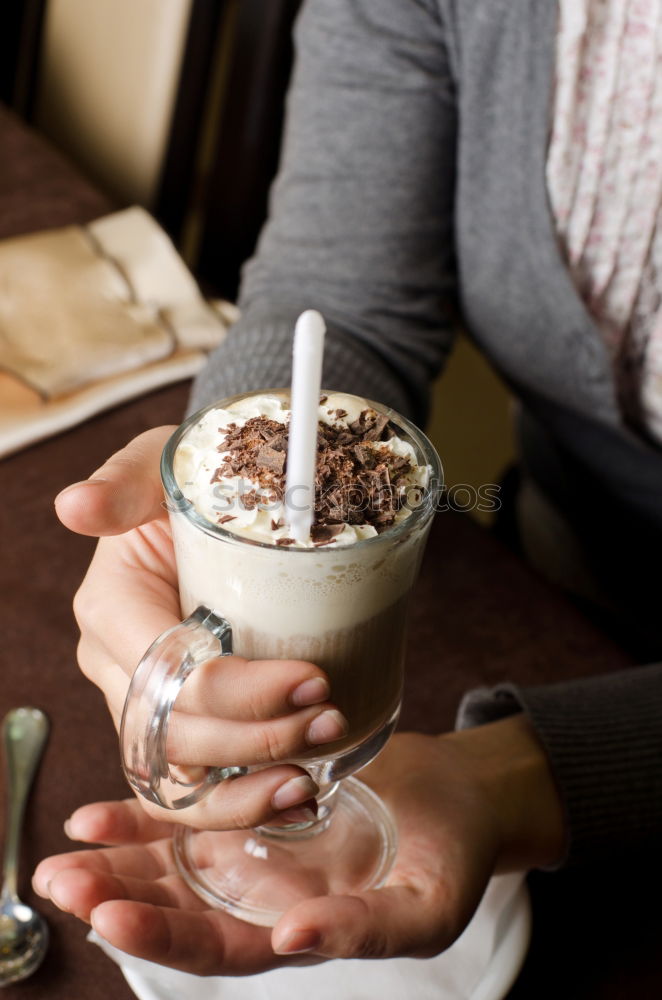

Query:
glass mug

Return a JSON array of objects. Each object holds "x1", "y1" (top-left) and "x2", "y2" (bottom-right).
[{"x1": 120, "y1": 389, "x2": 441, "y2": 925}]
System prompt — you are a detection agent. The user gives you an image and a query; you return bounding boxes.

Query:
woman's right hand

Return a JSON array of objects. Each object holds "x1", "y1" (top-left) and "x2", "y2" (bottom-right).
[{"x1": 55, "y1": 428, "x2": 347, "y2": 830}]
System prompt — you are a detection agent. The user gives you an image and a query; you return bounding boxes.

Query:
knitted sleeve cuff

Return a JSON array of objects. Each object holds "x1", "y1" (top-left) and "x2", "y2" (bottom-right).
[
  {"x1": 187, "y1": 314, "x2": 415, "y2": 419},
  {"x1": 456, "y1": 664, "x2": 662, "y2": 868}
]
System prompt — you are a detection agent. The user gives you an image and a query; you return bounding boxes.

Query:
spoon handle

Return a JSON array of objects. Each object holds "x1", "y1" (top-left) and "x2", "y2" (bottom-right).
[{"x1": 1, "y1": 708, "x2": 49, "y2": 900}]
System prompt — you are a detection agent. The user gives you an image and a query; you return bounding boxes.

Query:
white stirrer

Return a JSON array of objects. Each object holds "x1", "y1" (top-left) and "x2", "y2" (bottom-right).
[{"x1": 285, "y1": 310, "x2": 326, "y2": 542}]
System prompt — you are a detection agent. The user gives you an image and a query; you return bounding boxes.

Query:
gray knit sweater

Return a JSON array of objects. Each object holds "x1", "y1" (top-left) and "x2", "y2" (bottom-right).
[{"x1": 190, "y1": 0, "x2": 662, "y2": 867}]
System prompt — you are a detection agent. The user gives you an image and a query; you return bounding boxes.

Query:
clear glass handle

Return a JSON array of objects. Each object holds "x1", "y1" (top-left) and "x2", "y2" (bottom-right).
[{"x1": 120, "y1": 606, "x2": 242, "y2": 810}]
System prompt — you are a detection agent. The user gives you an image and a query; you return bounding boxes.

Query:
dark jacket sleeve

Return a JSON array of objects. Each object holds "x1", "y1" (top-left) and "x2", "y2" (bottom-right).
[
  {"x1": 189, "y1": 0, "x2": 458, "y2": 424},
  {"x1": 456, "y1": 663, "x2": 662, "y2": 868}
]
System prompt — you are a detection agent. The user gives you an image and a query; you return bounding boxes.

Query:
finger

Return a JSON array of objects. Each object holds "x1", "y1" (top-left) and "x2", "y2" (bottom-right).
[
  {"x1": 55, "y1": 426, "x2": 175, "y2": 536},
  {"x1": 34, "y1": 767, "x2": 321, "y2": 899},
  {"x1": 176, "y1": 656, "x2": 334, "y2": 721},
  {"x1": 164, "y1": 702, "x2": 348, "y2": 767},
  {"x1": 272, "y1": 884, "x2": 455, "y2": 960},
  {"x1": 46, "y1": 866, "x2": 204, "y2": 921},
  {"x1": 64, "y1": 799, "x2": 175, "y2": 846},
  {"x1": 33, "y1": 839, "x2": 174, "y2": 898},
  {"x1": 101, "y1": 651, "x2": 335, "y2": 726},
  {"x1": 92, "y1": 644, "x2": 347, "y2": 766},
  {"x1": 90, "y1": 900, "x2": 279, "y2": 976},
  {"x1": 140, "y1": 764, "x2": 320, "y2": 830},
  {"x1": 37, "y1": 856, "x2": 279, "y2": 975}
]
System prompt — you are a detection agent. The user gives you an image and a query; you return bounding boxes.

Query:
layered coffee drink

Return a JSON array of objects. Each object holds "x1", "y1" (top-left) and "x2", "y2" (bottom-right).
[
  {"x1": 169, "y1": 390, "x2": 437, "y2": 778},
  {"x1": 120, "y1": 386, "x2": 441, "y2": 924}
]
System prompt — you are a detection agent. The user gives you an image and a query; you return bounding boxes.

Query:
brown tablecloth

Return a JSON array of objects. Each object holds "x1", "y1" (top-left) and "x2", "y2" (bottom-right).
[
  {"x1": 1, "y1": 102, "x2": 660, "y2": 1000},
  {"x1": 0, "y1": 104, "x2": 114, "y2": 239}
]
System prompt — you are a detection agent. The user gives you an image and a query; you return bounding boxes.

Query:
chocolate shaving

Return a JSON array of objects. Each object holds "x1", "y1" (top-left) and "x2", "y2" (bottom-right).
[
  {"x1": 276, "y1": 537, "x2": 296, "y2": 546},
  {"x1": 240, "y1": 490, "x2": 260, "y2": 510},
  {"x1": 217, "y1": 514, "x2": 236, "y2": 524},
  {"x1": 311, "y1": 523, "x2": 344, "y2": 544},
  {"x1": 256, "y1": 445, "x2": 286, "y2": 474},
  {"x1": 313, "y1": 409, "x2": 413, "y2": 531},
  {"x1": 212, "y1": 408, "x2": 413, "y2": 536},
  {"x1": 354, "y1": 412, "x2": 390, "y2": 442},
  {"x1": 352, "y1": 444, "x2": 371, "y2": 466}
]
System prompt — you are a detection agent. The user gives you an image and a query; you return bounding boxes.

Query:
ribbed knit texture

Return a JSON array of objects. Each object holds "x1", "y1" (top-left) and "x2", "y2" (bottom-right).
[
  {"x1": 188, "y1": 318, "x2": 416, "y2": 420},
  {"x1": 457, "y1": 664, "x2": 662, "y2": 868}
]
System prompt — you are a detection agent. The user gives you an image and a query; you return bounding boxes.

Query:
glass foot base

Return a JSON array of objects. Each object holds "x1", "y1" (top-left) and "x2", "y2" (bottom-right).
[{"x1": 172, "y1": 777, "x2": 397, "y2": 927}]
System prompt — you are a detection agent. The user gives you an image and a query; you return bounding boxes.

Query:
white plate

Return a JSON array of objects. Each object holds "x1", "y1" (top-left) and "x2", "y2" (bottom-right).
[
  {"x1": 470, "y1": 877, "x2": 531, "y2": 1000},
  {"x1": 108, "y1": 874, "x2": 531, "y2": 1000}
]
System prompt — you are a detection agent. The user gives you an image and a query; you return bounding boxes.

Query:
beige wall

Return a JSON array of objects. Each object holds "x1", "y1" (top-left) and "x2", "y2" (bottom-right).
[
  {"x1": 427, "y1": 334, "x2": 515, "y2": 526},
  {"x1": 34, "y1": 0, "x2": 192, "y2": 206}
]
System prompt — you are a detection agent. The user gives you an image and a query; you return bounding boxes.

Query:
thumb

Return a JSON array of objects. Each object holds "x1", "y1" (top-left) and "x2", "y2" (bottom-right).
[
  {"x1": 271, "y1": 885, "x2": 458, "y2": 961},
  {"x1": 54, "y1": 426, "x2": 176, "y2": 536}
]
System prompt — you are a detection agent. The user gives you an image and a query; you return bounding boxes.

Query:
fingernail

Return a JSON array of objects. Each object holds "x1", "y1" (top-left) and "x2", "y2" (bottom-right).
[
  {"x1": 306, "y1": 709, "x2": 348, "y2": 746},
  {"x1": 273, "y1": 928, "x2": 322, "y2": 955},
  {"x1": 63, "y1": 819, "x2": 75, "y2": 839},
  {"x1": 290, "y1": 676, "x2": 330, "y2": 708},
  {"x1": 56, "y1": 478, "x2": 107, "y2": 501},
  {"x1": 47, "y1": 879, "x2": 71, "y2": 912},
  {"x1": 31, "y1": 873, "x2": 48, "y2": 899},
  {"x1": 271, "y1": 774, "x2": 318, "y2": 811}
]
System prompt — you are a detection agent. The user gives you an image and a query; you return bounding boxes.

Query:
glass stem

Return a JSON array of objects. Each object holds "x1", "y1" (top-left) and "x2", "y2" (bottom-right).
[{"x1": 313, "y1": 780, "x2": 341, "y2": 831}]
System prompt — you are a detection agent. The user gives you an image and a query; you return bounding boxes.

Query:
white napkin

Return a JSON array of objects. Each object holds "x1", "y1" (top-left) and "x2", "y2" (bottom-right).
[
  {"x1": 89, "y1": 874, "x2": 530, "y2": 1000},
  {"x1": 0, "y1": 206, "x2": 237, "y2": 458}
]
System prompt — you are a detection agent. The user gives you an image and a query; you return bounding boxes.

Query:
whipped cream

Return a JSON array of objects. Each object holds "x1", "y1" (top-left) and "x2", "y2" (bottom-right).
[{"x1": 173, "y1": 392, "x2": 430, "y2": 548}]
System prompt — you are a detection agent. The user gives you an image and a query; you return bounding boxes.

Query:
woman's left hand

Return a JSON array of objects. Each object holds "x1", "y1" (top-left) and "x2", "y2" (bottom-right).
[{"x1": 33, "y1": 718, "x2": 564, "y2": 973}]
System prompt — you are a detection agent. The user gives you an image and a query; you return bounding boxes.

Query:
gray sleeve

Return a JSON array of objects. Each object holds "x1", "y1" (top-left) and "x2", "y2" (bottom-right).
[
  {"x1": 456, "y1": 664, "x2": 662, "y2": 868},
  {"x1": 189, "y1": 0, "x2": 458, "y2": 424}
]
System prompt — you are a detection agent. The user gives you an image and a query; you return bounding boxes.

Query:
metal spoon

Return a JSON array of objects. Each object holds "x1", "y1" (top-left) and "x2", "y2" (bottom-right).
[{"x1": 0, "y1": 708, "x2": 49, "y2": 987}]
